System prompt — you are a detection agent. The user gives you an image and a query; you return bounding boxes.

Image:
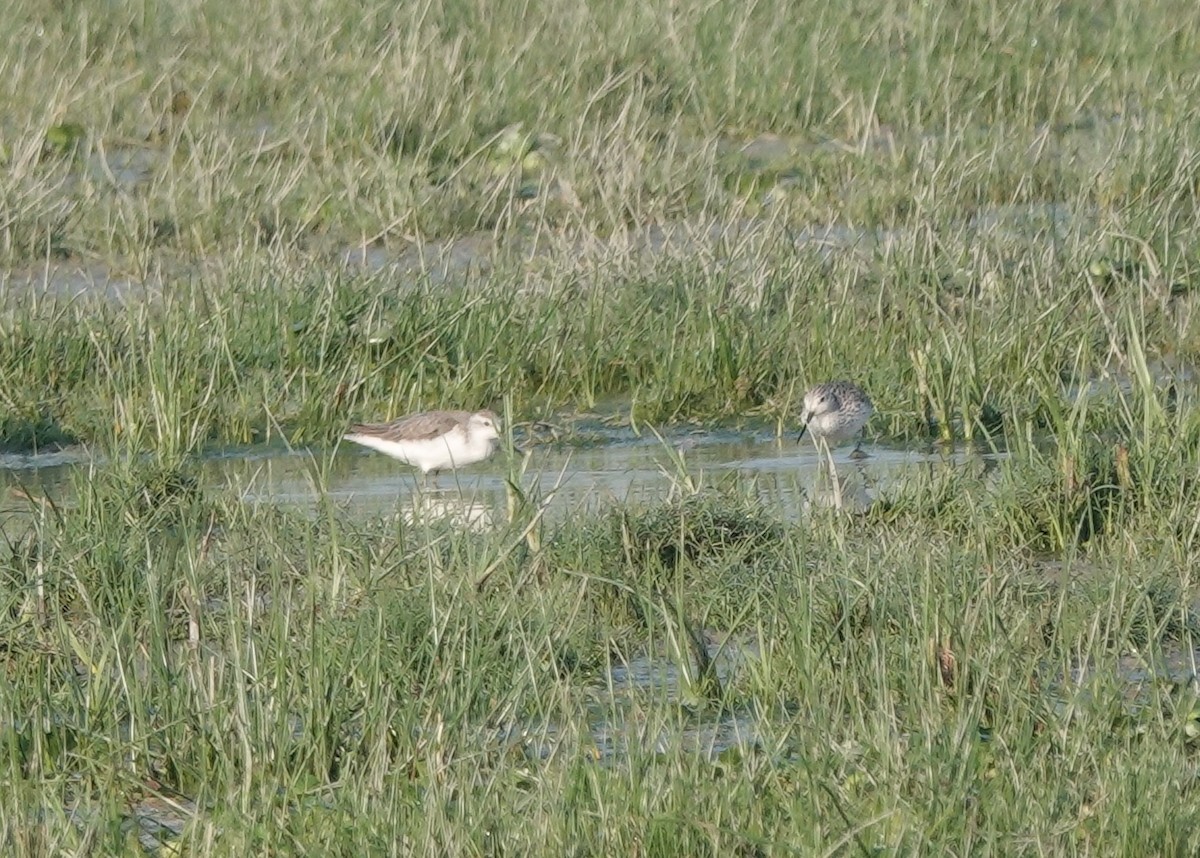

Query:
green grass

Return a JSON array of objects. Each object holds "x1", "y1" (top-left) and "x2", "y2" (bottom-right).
[
  {"x1": 2, "y1": 0, "x2": 1200, "y2": 258},
  {"x1": 2, "y1": 227, "x2": 1197, "y2": 455},
  {"x1": 5, "y1": 0, "x2": 1200, "y2": 853},
  {"x1": 5, "y1": 439, "x2": 1200, "y2": 854}
]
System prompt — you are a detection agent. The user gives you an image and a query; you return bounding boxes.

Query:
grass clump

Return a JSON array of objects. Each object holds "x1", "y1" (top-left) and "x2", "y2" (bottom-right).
[{"x1": 612, "y1": 489, "x2": 785, "y2": 575}]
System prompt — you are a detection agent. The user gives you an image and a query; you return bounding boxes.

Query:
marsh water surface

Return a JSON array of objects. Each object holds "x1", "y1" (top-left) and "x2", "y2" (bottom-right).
[{"x1": 0, "y1": 424, "x2": 1006, "y2": 526}]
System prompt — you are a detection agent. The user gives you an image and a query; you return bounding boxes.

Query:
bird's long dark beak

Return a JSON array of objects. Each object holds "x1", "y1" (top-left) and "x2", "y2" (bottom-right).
[{"x1": 797, "y1": 412, "x2": 810, "y2": 442}]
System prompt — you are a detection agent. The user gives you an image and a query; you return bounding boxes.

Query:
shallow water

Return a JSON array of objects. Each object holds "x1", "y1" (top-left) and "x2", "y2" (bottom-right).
[{"x1": 0, "y1": 425, "x2": 1006, "y2": 528}]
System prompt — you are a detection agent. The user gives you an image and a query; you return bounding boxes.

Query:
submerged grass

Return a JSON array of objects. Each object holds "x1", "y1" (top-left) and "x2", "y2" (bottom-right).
[{"x1": 4, "y1": 0, "x2": 1200, "y2": 853}]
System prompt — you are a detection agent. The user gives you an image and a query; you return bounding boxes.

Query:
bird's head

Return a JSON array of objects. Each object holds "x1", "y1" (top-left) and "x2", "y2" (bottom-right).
[
  {"x1": 470, "y1": 410, "x2": 502, "y2": 443},
  {"x1": 798, "y1": 387, "x2": 839, "y2": 439}
]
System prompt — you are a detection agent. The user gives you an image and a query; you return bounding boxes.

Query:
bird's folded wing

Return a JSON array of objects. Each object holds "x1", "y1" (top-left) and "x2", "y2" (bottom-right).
[{"x1": 347, "y1": 411, "x2": 466, "y2": 441}]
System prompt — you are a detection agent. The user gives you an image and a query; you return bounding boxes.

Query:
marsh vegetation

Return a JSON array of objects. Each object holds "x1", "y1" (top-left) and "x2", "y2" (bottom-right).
[{"x1": 4, "y1": 0, "x2": 1200, "y2": 853}]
